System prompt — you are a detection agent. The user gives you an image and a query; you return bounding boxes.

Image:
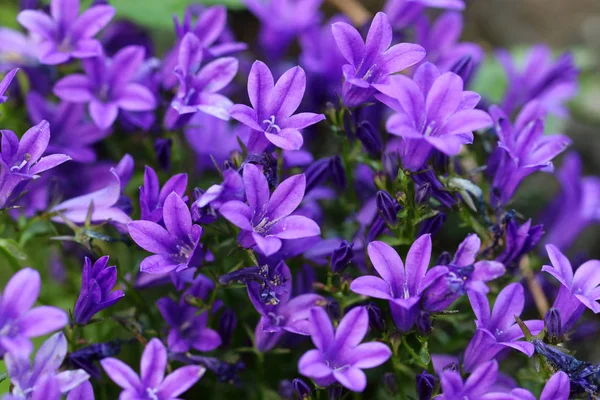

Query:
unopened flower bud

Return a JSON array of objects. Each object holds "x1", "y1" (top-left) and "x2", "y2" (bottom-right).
[
  {"x1": 416, "y1": 311, "x2": 433, "y2": 336},
  {"x1": 305, "y1": 158, "x2": 330, "y2": 193},
  {"x1": 278, "y1": 380, "x2": 294, "y2": 399},
  {"x1": 329, "y1": 156, "x2": 346, "y2": 190},
  {"x1": 154, "y1": 138, "x2": 172, "y2": 171},
  {"x1": 330, "y1": 241, "x2": 354, "y2": 273},
  {"x1": 383, "y1": 373, "x2": 398, "y2": 395},
  {"x1": 416, "y1": 370, "x2": 436, "y2": 400},
  {"x1": 417, "y1": 213, "x2": 446, "y2": 236},
  {"x1": 367, "y1": 216, "x2": 386, "y2": 242},
  {"x1": 326, "y1": 298, "x2": 341, "y2": 320},
  {"x1": 293, "y1": 378, "x2": 312, "y2": 399},
  {"x1": 218, "y1": 308, "x2": 237, "y2": 347},
  {"x1": 376, "y1": 190, "x2": 400, "y2": 225},
  {"x1": 367, "y1": 302, "x2": 386, "y2": 332},
  {"x1": 356, "y1": 121, "x2": 382, "y2": 156},
  {"x1": 415, "y1": 182, "x2": 432, "y2": 206},
  {"x1": 449, "y1": 55, "x2": 476, "y2": 86},
  {"x1": 545, "y1": 308, "x2": 563, "y2": 344},
  {"x1": 436, "y1": 251, "x2": 452, "y2": 266}
]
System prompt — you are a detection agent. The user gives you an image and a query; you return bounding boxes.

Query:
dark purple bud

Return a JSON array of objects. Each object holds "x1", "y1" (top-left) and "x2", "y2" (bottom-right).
[
  {"x1": 305, "y1": 158, "x2": 330, "y2": 193},
  {"x1": 328, "y1": 385, "x2": 344, "y2": 400},
  {"x1": 295, "y1": 265, "x2": 316, "y2": 295},
  {"x1": 436, "y1": 251, "x2": 452, "y2": 266},
  {"x1": 326, "y1": 298, "x2": 341, "y2": 320},
  {"x1": 376, "y1": 190, "x2": 400, "y2": 225},
  {"x1": 19, "y1": 0, "x2": 39, "y2": 10},
  {"x1": 115, "y1": 195, "x2": 133, "y2": 216},
  {"x1": 278, "y1": 380, "x2": 294, "y2": 400},
  {"x1": 367, "y1": 216, "x2": 386, "y2": 242},
  {"x1": 293, "y1": 378, "x2": 313, "y2": 399},
  {"x1": 449, "y1": 55, "x2": 475, "y2": 86},
  {"x1": 329, "y1": 156, "x2": 346, "y2": 190},
  {"x1": 330, "y1": 241, "x2": 354, "y2": 273},
  {"x1": 415, "y1": 182, "x2": 432, "y2": 206},
  {"x1": 246, "y1": 153, "x2": 278, "y2": 187},
  {"x1": 545, "y1": 308, "x2": 563, "y2": 344},
  {"x1": 218, "y1": 308, "x2": 237, "y2": 347},
  {"x1": 154, "y1": 138, "x2": 172, "y2": 171},
  {"x1": 170, "y1": 353, "x2": 245, "y2": 386},
  {"x1": 367, "y1": 302, "x2": 386, "y2": 332},
  {"x1": 418, "y1": 213, "x2": 446, "y2": 236},
  {"x1": 433, "y1": 151, "x2": 449, "y2": 173},
  {"x1": 67, "y1": 340, "x2": 122, "y2": 378},
  {"x1": 416, "y1": 311, "x2": 433, "y2": 336},
  {"x1": 356, "y1": 121, "x2": 382, "y2": 156},
  {"x1": 416, "y1": 370, "x2": 436, "y2": 400},
  {"x1": 383, "y1": 372, "x2": 398, "y2": 395}
]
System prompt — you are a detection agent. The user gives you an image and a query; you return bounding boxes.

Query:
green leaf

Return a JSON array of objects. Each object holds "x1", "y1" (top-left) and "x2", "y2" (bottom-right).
[
  {"x1": 419, "y1": 341, "x2": 431, "y2": 366},
  {"x1": 0, "y1": 238, "x2": 28, "y2": 267}
]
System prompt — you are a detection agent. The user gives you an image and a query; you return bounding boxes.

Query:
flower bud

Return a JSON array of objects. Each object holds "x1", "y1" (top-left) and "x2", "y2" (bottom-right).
[
  {"x1": 367, "y1": 216, "x2": 386, "y2": 242},
  {"x1": 417, "y1": 212, "x2": 446, "y2": 236},
  {"x1": 154, "y1": 138, "x2": 172, "y2": 171},
  {"x1": 329, "y1": 156, "x2": 346, "y2": 190},
  {"x1": 449, "y1": 55, "x2": 475, "y2": 86},
  {"x1": 367, "y1": 302, "x2": 386, "y2": 332},
  {"x1": 415, "y1": 182, "x2": 432, "y2": 206},
  {"x1": 305, "y1": 158, "x2": 330, "y2": 193},
  {"x1": 544, "y1": 308, "x2": 563, "y2": 344},
  {"x1": 416, "y1": 370, "x2": 436, "y2": 400},
  {"x1": 326, "y1": 298, "x2": 341, "y2": 320},
  {"x1": 293, "y1": 378, "x2": 312, "y2": 400},
  {"x1": 383, "y1": 373, "x2": 398, "y2": 395},
  {"x1": 218, "y1": 308, "x2": 237, "y2": 347},
  {"x1": 330, "y1": 241, "x2": 354, "y2": 274},
  {"x1": 436, "y1": 251, "x2": 452, "y2": 266},
  {"x1": 416, "y1": 311, "x2": 433, "y2": 336},
  {"x1": 389, "y1": 330, "x2": 402, "y2": 355},
  {"x1": 246, "y1": 153, "x2": 277, "y2": 187},
  {"x1": 278, "y1": 380, "x2": 294, "y2": 400},
  {"x1": 356, "y1": 121, "x2": 382, "y2": 156},
  {"x1": 376, "y1": 190, "x2": 400, "y2": 225}
]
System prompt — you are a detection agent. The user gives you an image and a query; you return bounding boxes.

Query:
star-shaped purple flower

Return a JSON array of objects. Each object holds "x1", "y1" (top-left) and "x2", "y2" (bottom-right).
[
  {"x1": 220, "y1": 163, "x2": 321, "y2": 256},
  {"x1": 298, "y1": 306, "x2": 392, "y2": 392},
  {"x1": 17, "y1": 0, "x2": 115, "y2": 65},
  {"x1": 230, "y1": 61, "x2": 325, "y2": 152},
  {"x1": 139, "y1": 166, "x2": 188, "y2": 224}
]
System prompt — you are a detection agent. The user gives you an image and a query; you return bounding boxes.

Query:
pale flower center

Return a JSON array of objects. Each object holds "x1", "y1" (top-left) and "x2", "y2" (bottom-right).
[
  {"x1": 146, "y1": 387, "x2": 159, "y2": 400},
  {"x1": 263, "y1": 115, "x2": 281, "y2": 134}
]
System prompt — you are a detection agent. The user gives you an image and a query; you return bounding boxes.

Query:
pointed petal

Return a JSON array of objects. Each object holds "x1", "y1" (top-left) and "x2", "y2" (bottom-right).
[
  {"x1": 252, "y1": 232, "x2": 282, "y2": 256},
  {"x1": 425, "y1": 72, "x2": 463, "y2": 123},
  {"x1": 196, "y1": 57, "x2": 239, "y2": 93},
  {"x1": 53, "y1": 75, "x2": 94, "y2": 102},
  {"x1": 381, "y1": 43, "x2": 425, "y2": 74},
  {"x1": 331, "y1": 21, "x2": 364, "y2": 66},
  {"x1": 333, "y1": 367, "x2": 367, "y2": 392},
  {"x1": 573, "y1": 260, "x2": 600, "y2": 295},
  {"x1": 350, "y1": 342, "x2": 392, "y2": 369},
  {"x1": 265, "y1": 128, "x2": 304, "y2": 150},
  {"x1": 140, "y1": 338, "x2": 166, "y2": 388},
  {"x1": 298, "y1": 349, "x2": 331, "y2": 378},
  {"x1": 248, "y1": 60, "x2": 274, "y2": 118},
  {"x1": 230, "y1": 104, "x2": 262, "y2": 131},
  {"x1": 269, "y1": 215, "x2": 320, "y2": 239},
  {"x1": 71, "y1": 5, "x2": 115, "y2": 39},
  {"x1": 350, "y1": 276, "x2": 393, "y2": 300},
  {"x1": 335, "y1": 306, "x2": 368, "y2": 348},
  {"x1": 55, "y1": 369, "x2": 90, "y2": 393},
  {"x1": 270, "y1": 66, "x2": 306, "y2": 118},
  {"x1": 219, "y1": 200, "x2": 253, "y2": 230},
  {"x1": 542, "y1": 244, "x2": 573, "y2": 288},
  {"x1": 19, "y1": 306, "x2": 68, "y2": 337},
  {"x1": 266, "y1": 174, "x2": 305, "y2": 220},
  {"x1": 66, "y1": 381, "x2": 94, "y2": 400},
  {"x1": 285, "y1": 112, "x2": 325, "y2": 129},
  {"x1": 117, "y1": 83, "x2": 156, "y2": 111},
  {"x1": 89, "y1": 101, "x2": 119, "y2": 130},
  {"x1": 140, "y1": 254, "x2": 178, "y2": 274},
  {"x1": 540, "y1": 372, "x2": 570, "y2": 400},
  {"x1": 367, "y1": 241, "x2": 405, "y2": 298},
  {"x1": 33, "y1": 332, "x2": 67, "y2": 378},
  {"x1": 309, "y1": 307, "x2": 334, "y2": 351},
  {"x1": 364, "y1": 12, "x2": 392, "y2": 63},
  {"x1": 3, "y1": 267, "x2": 40, "y2": 314},
  {"x1": 442, "y1": 109, "x2": 492, "y2": 135},
  {"x1": 158, "y1": 366, "x2": 205, "y2": 398},
  {"x1": 405, "y1": 234, "x2": 432, "y2": 295},
  {"x1": 464, "y1": 360, "x2": 498, "y2": 396},
  {"x1": 162, "y1": 192, "x2": 192, "y2": 242},
  {"x1": 17, "y1": 10, "x2": 56, "y2": 41},
  {"x1": 243, "y1": 163, "x2": 270, "y2": 213},
  {"x1": 490, "y1": 283, "x2": 524, "y2": 331},
  {"x1": 101, "y1": 358, "x2": 142, "y2": 391},
  {"x1": 128, "y1": 220, "x2": 178, "y2": 254}
]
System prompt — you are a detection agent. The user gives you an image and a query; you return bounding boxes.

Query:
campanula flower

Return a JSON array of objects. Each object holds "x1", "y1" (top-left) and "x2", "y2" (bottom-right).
[
  {"x1": 17, "y1": 0, "x2": 115, "y2": 64},
  {"x1": 195, "y1": 167, "x2": 244, "y2": 211},
  {"x1": 4, "y1": 332, "x2": 90, "y2": 399},
  {"x1": 53, "y1": 45, "x2": 157, "y2": 129},
  {"x1": 350, "y1": 235, "x2": 448, "y2": 331},
  {"x1": 230, "y1": 61, "x2": 325, "y2": 152},
  {"x1": 438, "y1": 360, "x2": 509, "y2": 400},
  {"x1": 332, "y1": 12, "x2": 425, "y2": 107},
  {"x1": 298, "y1": 306, "x2": 392, "y2": 392},
  {"x1": 496, "y1": 218, "x2": 544, "y2": 269},
  {"x1": 129, "y1": 192, "x2": 205, "y2": 274},
  {"x1": 74, "y1": 256, "x2": 124, "y2": 324},
  {"x1": 101, "y1": 338, "x2": 205, "y2": 399},
  {"x1": 376, "y1": 62, "x2": 492, "y2": 171},
  {"x1": 510, "y1": 371, "x2": 570, "y2": 400},
  {"x1": 139, "y1": 166, "x2": 188, "y2": 224},
  {"x1": 219, "y1": 163, "x2": 320, "y2": 256}
]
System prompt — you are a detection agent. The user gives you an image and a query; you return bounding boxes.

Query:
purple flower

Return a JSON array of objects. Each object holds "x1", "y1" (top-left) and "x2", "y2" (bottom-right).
[
  {"x1": 164, "y1": 33, "x2": 238, "y2": 128},
  {"x1": 541, "y1": 152, "x2": 600, "y2": 251},
  {"x1": 4, "y1": 332, "x2": 90, "y2": 399},
  {"x1": 332, "y1": 12, "x2": 425, "y2": 107},
  {"x1": 220, "y1": 163, "x2": 321, "y2": 256},
  {"x1": 25, "y1": 92, "x2": 109, "y2": 163},
  {"x1": 74, "y1": 256, "x2": 124, "y2": 324},
  {"x1": 0, "y1": 121, "x2": 71, "y2": 209},
  {"x1": 511, "y1": 371, "x2": 570, "y2": 400},
  {"x1": 350, "y1": 235, "x2": 448, "y2": 331},
  {"x1": 423, "y1": 233, "x2": 505, "y2": 312},
  {"x1": 17, "y1": 0, "x2": 115, "y2": 64},
  {"x1": 0, "y1": 268, "x2": 68, "y2": 357},
  {"x1": 50, "y1": 168, "x2": 132, "y2": 226},
  {"x1": 196, "y1": 168, "x2": 244, "y2": 212},
  {"x1": 54, "y1": 45, "x2": 157, "y2": 129},
  {"x1": 230, "y1": 61, "x2": 325, "y2": 152},
  {"x1": 157, "y1": 296, "x2": 221, "y2": 353},
  {"x1": 542, "y1": 245, "x2": 600, "y2": 333},
  {"x1": 497, "y1": 45, "x2": 578, "y2": 117},
  {"x1": 438, "y1": 360, "x2": 509, "y2": 400},
  {"x1": 139, "y1": 166, "x2": 188, "y2": 224},
  {"x1": 384, "y1": 0, "x2": 464, "y2": 29},
  {"x1": 464, "y1": 283, "x2": 544, "y2": 371},
  {"x1": 376, "y1": 62, "x2": 492, "y2": 171},
  {"x1": 247, "y1": 261, "x2": 324, "y2": 351},
  {"x1": 0, "y1": 68, "x2": 18, "y2": 104},
  {"x1": 101, "y1": 338, "x2": 205, "y2": 399},
  {"x1": 487, "y1": 101, "x2": 571, "y2": 205},
  {"x1": 496, "y1": 218, "x2": 544, "y2": 269},
  {"x1": 298, "y1": 306, "x2": 392, "y2": 392},
  {"x1": 129, "y1": 192, "x2": 205, "y2": 274}
]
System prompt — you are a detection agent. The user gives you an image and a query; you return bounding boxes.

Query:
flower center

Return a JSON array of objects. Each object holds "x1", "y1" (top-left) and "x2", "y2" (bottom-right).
[
  {"x1": 267, "y1": 312, "x2": 285, "y2": 326},
  {"x1": 10, "y1": 153, "x2": 31, "y2": 172},
  {"x1": 325, "y1": 360, "x2": 350, "y2": 371},
  {"x1": 146, "y1": 387, "x2": 159, "y2": 400},
  {"x1": 263, "y1": 115, "x2": 281, "y2": 134}
]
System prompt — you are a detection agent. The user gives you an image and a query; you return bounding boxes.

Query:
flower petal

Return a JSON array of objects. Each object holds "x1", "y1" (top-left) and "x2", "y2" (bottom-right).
[
  {"x1": 158, "y1": 366, "x2": 205, "y2": 398},
  {"x1": 265, "y1": 128, "x2": 304, "y2": 150},
  {"x1": 350, "y1": 276, "x2": 393, "y2": 300},
  {"x1": 335, "y1": 306, "x2": 368, "y2": 348},
  {"x1": 425, "y1": 72, "x2": 463, "y2": 123},
  {"x1": 367, "y1": 241, "x2": 405, "y2": 298},
  {"x1": 540, "y1": 372, "x2": 570, "y2": 400},
  {"x1": 162, "y1": 192, "x2": 192, "y2": 242},
  {"x1": 140, "y1": 338, "x2": 166, "y2": 388},
  {"x1": 298, "y1": 349, "x2": 331, "y2": 379},
  {"x1": 405, "y1": 234, "x2": 432, "y2": 295},
  {"x1": 331, "y1": 21, "x2": 364, "y2": 66},
  {"x1": 270, "y1": 66, "x2": 306, "y2": 118},
  {"x1": 350, "y1": 342, "x2": 392, "y2": 369},
  {"x1": 71, "y1": 5, "x2": 115, "y2": 39},
  {"x1": 269, "y1": 215, "x2": 320, "y2": 239},
  {"x1": 309, "y1": 307, "x2": 334, "y2": 351},
  {"x1": 117, "y1": 83, "x2": 156, "y2": 111},
  {"x1": 266, "y1": 174, "x2": 305, "y2": 220},
  {"x1": 489, "y1": 283, "x2": 524, "y2": 332},
  {"x1": 128, "y1": 221, "x2": 178, "y2": 254},
  {"x1": 19, "y1": 306, "x2": 68, "y2": 337},
  {"x1": 101, "y1": 357, "x2": 142, "y2": 391},
  {"x1": 53, "y1": 75, "x2": 94, "y2": 103},
  {"x1": 333, "y1": 367, "x2": 367, "y2": 392},
  {"x1": 219, "y1": 200, "x2": 253, "y2": 231},
  {"x1": 542, "y1": 244, "x2": 573, "y2": 288},
  {"x1": 196, "y1": 57, "x2": 239, "y2": 93},
  {"x1": 3, "y1": 268, "x2": 40, "y2": 315},
  {"x1": 248, "y1": 60, "x2": 274, "y2": 118},
  {"x1": 252, "y1": 232, "x2": 282, "y2": 256},
  {"x1": 89, "y1": 100, "x2": 119, "y2": 130},
  {"x1": 230, "y1": 104, "x2": 262, "y2": 131},
  {"x1": 243, "y1": 163, "x2": 270, "y2": 214}
]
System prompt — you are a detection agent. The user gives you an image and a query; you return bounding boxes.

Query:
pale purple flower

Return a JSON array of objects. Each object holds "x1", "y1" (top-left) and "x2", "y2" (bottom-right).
[
  {"x1": 511, "y1": 371, "x2": 570, "y2": 400},
  {"x1": 464, "y1": 283, "x2": 544, "y2": 371},
  {"x1": 350, "y1": 235, "x2": 448, "y2": 331},
  {"x1": 230, "y1": 61, "x2": 325, "y2": 152},
  {"x1": 0, "y1": 268, "x2": 68, "y2": 357},
  {"x1": 542, "y1": 245, "x2": 600, "y2": 333},
  {"x1": 438, "y1": 360, "x2": 510, "y2": 400},
  {"x1": 0, "y1": 68, "x2": 18, "y2": 104},
  {"x1": 53, "y1": 45, "x2": 157, "y2": 129},
  {"x1": 101, "y1": 338, "x2": 205, "y2": 399},
  {"x1": 375, "y1": 62, "x2": 492, "y2": 171},
  {"x1": 74, "y1": 256, "x2": 124, "y2": 325},
  {"x1": 17, "y1": 0, "x2": 115, "y2": 65},
  {"x1": 128, "y1": 192, "x2": 205, "y2": 274},
  {"x1": 541, "y1": 152, "x2": 600, "y2": 251},
  {"x1": 139, "y1": 166, "x2": 188, "y2": 224},
  {"x1": 4, "y1": 332, "x2": 90, "y2": 399},
  {"x1": 332, "y1": 12, "x2": 425, "y2": 107},
  {"x1": 220, "y1": 163, "x2": 321, "y2": 256},
  {"x1": 298, "y1": 306, "x2": 392, "y2": 392},
  {"x1": 487, "y1": 101, "x2": 571, "y2": 205}
]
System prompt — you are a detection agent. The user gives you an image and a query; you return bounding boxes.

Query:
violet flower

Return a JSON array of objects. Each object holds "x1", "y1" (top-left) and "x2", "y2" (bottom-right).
[
  {"x1": 511, "y1": 371, "x2": 570, "y2": 400},
  {"x1": 139, "y1": 166, "x2": 188, "y2": 224},
  {"x1": 542, "y1": 245, "x2": 600, "y2": 333},
  {"x1": 247, "y1": 261, "x2": 324, "y2": 351},
  {"x1": 376, "y1": 62, "x2": 492, "y2": 171},
  {"x1": 541, "y1": 152, "x2": 600, "y2": 251},
  {"x1": 298, "y1": 306, "x2": 392, "y2": 392},
  {"x1": 0, "y1": 68, "x2": 18, "y2": 104},
  {"x1": 464, "y1": 283, "x2": 544, "y2": 371},
  {"x1": 350, "y1": 235, "x2": 448, "y2": 331},
  {"x1": 230, "y1": 61, "x2": 325, "y2": 152},
  {"x1": 0, "y1": 268, "x2": 68, "y2": 357},
  {"x1": 0, "y1": 120, "x2": 71, "y2": 209},
  {"x1": 101, "y1": 338, "x2": 205, "y2": 399},
  {"x1": 487, "y1": 101, "x2": 571, "y2": 206},
  {"x1": 4, "y1": 332, "x2": 90, "y2": 399},
  {"x1": 219, "y1": 163, "x2": 320, "y2": 256},
  {"x1": 332, "y1": 12, "x2": 425, "y2": 107},
  {"x1": 423, "y1": 233, "x2": 505, "y2": 312},
  {"x1": 17, "y1": 0, "x2": 115, "y2": 64},
  {"x1": 129, "y1": 192, "x2": 205, "y2": 274},
  {"x1": 74, "y1": 256, "x2": 124, "y2": 324},
  {"x1": 438, "y1": 360, "x2": 509, "y2": 400},
  {"x1": 53, "y1": 45, "x2": 157, "y2": 129},
  {"x1": 496, "y1": 218, "x2": 544, "y2": 269}
]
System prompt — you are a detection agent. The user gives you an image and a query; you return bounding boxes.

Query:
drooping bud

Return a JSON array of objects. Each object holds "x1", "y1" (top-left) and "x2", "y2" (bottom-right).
[
  {"x1": 356, "y1": 121, "x2": 383, "y2": 156},
  {"x1": 416, "y1": 370, "x2": 436, "y2": 400},
  {"x1": 383, "y1": 372, "x2": 398, "y2": 395},
  {"x1": 416, "y1": 311, "x2": 433, "y2": 336},
  {"x1": 417, "y1": 212, "x2": 446, "y2": 236},
  {"x1": 154, "y1": 138, "x2": 172, "y2": 171},
  {"x1": 449, "y1": 55, "x2": 476, "y2": 86},
  {"x1": 293, "y1": 378, "x2": 313, "y2": 400},
  {"x1": 415, "y1": 182, "x2": 432, "y2": 206},
  {"x1": 376, "y1": 190, "x2": 400, "y2": 225},
  {"x1": 545, "y1": 308, "x2": 563, "y2": 344},
  {"x1": 218, "y1": 308, "x2": 237, "y2": 347},
  {"x1": 367, "y1": 216, "x2": 386, "y2": 242},
  {"x1": 367, "y1": 302, "x2": 386, "y2": 332},
  {"x1": 305, "y1": 158, "x2": 330, "y2": 193},
  {"x1": 329, "y1": 156, "x2": 346, "y2": 190},
  {"x1": 330, "y1": 241, "x2": 354, "y2": 274}
]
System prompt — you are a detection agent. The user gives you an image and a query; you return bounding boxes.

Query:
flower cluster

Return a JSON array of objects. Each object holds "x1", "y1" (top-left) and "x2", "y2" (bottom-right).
[{"x1": 0, "y1": 0, "x2": 597, "y2": 399}]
